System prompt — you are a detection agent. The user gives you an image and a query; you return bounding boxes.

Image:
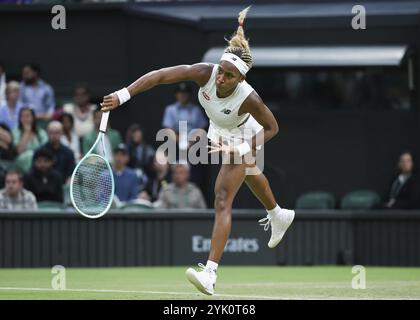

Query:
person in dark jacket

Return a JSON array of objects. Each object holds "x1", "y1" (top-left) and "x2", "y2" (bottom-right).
[
  {"x1": 384, "y1": 151, "x2": 419, "y2": 209},
  {"x1": 125, "y1": 123, "x2": 155, "y2": 176},
  {"x1": 39, "y1": 120, "x2": 75, "y2": 183},
  {"x1": 24, "y1": 147, "x2": 63, "y2": 203}
]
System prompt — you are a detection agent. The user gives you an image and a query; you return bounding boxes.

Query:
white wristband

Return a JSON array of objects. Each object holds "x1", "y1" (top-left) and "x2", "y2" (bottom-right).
[
  {"x1": 236, "y1": 141, "x2": 251, "y2": 157},
  {"x1": 114, "y1": 88, "x2": 131, "y2": 105}
]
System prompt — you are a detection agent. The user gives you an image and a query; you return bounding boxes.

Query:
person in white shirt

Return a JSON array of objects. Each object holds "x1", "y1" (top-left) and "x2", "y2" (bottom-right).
[
  {"x1": 62, "y1": 83, "x2": 97, "y2": 138},
  {"x1": 0, "y1": 81, "x2": 25, "y2": 130},
  {"x1": 100, "y1": 7, "x2": 294, "y2": 296}
]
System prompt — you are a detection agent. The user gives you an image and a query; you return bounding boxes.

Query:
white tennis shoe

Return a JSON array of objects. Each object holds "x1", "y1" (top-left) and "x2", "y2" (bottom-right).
[
  {"x1": 259, "y1": 208, "x2": 295, "y2": 248},
  {"x1": 186, "y1": 263, "x2": 217, "y2": 295}
]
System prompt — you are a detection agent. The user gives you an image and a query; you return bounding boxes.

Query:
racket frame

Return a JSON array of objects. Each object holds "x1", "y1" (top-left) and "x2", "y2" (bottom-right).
[{"x1": 70, "y1": 112, "x2": 115, "y2": 219}]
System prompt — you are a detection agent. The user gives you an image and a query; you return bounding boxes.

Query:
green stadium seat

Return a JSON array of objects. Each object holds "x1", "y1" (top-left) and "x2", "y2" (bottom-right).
[
  {"x1": 296, "y1": 191, "x2": 336, "y2": 209},
  {"x1": 14, "y1": 151, "x2": 35, "y2": 173},
  {"x1": 0, "y1": 160, "x2": 15, "y2": 170},
  {"x1": 37, "y1": 119, "x2": 49, "y2": 131},
  {"x1": 37, "y1": 201, "x2": 64, "y2": 211},
  {"x1": 55, "y1": 96, "x2": 72, "y2": 109},
  {"x1": 340, "y1": 190, "x2": 380, "y2": 209}
]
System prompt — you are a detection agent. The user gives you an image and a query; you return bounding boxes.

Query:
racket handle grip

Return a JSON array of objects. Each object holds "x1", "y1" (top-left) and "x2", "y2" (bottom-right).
[{"x1": 100, "y1": 111, "x2": 110, "y2": 132}]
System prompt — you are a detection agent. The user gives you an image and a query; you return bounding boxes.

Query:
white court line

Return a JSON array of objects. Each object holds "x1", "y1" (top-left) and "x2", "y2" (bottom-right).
[
  {"x1": 0, "y1": 287, "x2": 282, "y2": 300},
  {"x1": 0, "y1": 287, "x2": 417, "y2": 300}
]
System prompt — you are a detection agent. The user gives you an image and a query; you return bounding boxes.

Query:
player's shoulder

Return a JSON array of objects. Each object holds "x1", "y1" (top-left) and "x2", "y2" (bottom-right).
[
  {"x1": 239, "y1": 89, "x2": 264, "y2": 114},
  {"x1": 190, "y1": 63, "x2": 214, "y2": 87},
  {"x1": 242, "y1": 89, "x2": 263, "y2": 106},
  {"x1": 192, "y1": 62, "x2": 214, "y2": 71}
]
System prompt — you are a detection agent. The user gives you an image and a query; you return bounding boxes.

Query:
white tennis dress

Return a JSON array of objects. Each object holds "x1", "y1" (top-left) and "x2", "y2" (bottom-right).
[{"x1": 198, "y1": 64, "x2": 263, "y2": 147}]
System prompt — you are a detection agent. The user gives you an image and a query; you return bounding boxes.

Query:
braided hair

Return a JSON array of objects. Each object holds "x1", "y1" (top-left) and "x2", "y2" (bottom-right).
[{"x1": 224, "y1": 6, "x2": 252, "y2": 70}]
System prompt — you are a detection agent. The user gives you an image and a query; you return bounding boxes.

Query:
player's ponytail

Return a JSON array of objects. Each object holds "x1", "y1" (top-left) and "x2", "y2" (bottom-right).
[{"x1": 224, "y1": 6, "x2": 253, "y2": 70}]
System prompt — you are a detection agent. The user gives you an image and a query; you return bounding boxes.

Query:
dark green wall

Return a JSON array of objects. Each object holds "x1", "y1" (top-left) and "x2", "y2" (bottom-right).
[{"x1": 1, "y1": 4, "x2": 419, "y2": 208}]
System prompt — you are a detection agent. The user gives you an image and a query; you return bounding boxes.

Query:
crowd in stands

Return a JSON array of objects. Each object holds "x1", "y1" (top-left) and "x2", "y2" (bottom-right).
[
  {"x1": 0, "y1": 62, "x2": 418, "y2": 211},
  {"x1": 0, "y1": 63, "x2": 207, "y2": 210}
]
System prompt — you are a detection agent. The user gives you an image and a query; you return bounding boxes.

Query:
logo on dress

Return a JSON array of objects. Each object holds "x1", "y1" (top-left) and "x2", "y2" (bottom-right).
[
  {"x1": 221, "y1": 108, "x2": 231, "y2": 115},
  {"x1": 231, "y1": 57, "x2": 237, "y2": 61},
  {"x1": 202, "y1": 91, "x2": 210, "y2": 101}
]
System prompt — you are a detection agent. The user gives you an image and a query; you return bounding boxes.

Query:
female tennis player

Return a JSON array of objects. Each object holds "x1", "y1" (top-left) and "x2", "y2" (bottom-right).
[{"x1": 101, "y1": 6, "x2": 294, "y2": 296}]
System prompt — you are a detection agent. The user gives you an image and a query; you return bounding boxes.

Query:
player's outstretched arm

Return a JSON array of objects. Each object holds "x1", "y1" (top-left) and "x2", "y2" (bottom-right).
[{"x1": 100, "y1": 63, "x2": 212, "y2": 112}]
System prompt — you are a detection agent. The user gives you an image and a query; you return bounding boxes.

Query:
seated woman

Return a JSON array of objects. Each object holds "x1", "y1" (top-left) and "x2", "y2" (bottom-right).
[
  {"x1": 0, "y1": 123, "x2": 15, "y2": 161},
  {"x1": 12, "y1": 107, "x2": 48, "y2": 172}
]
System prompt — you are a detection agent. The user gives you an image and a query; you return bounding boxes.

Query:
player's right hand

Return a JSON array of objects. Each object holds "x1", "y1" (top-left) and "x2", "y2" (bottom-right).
[{"x1": 100, "y1": 93, "x2": 120, "y2": 112}]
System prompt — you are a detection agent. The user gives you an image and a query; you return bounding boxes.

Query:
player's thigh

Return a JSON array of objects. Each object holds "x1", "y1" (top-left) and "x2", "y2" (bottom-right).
[{"x1": 214, "y1": 163, "x2": 247, "y2": 205}]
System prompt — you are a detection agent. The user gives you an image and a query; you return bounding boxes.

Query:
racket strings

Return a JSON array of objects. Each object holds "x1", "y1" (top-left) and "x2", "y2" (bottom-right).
[{"x1": 71, "y1": 155, "x2": 113, "y2": 216}]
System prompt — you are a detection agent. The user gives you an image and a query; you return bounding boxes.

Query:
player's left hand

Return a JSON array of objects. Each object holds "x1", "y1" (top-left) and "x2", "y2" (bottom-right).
[{"x1": 208, "y1": 142, "x2": 237, "y2": 155}]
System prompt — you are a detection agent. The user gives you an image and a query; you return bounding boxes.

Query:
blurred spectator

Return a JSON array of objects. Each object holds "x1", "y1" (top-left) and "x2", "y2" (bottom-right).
[
  {"x1": 162, "y1": 82, "x2": 208, "y2": 187},
  {"x1": 59, "y1": 113, "x2": 81, "y2": 161},
  {"x1": 0, "y1": 169, "x2": 37, "y2": 210},
  {"x1": 140, "y1": 150, "x2": 171, "y2": 202},
  {"x1": 0, "y1": 63, "x2": 7, "y2": 106},
  {"x1": 12, "y1": 107, "x2": 48, "y2": 172},
  {"x1": 156, "y1": 163, "x2": 207, "y2": 209},
  {"x1": 126, "y1": 124, "x2": 155, "y2": 174},
  {"x1": 384, "y1": 152, "x2": 420, "y2": 209},
  {"x1": 0, "y1": 123, "x2": 15, "y2": 160},
  {"x1": 24, "y1": 147, "x2": 63, "y2": 203},
  {"x1": 20, "y1": 63, "x2": 55, "y2": 121},
  {"x1": 0, "y1": 81, "x2": 24, "y2": 130},
  {"x1": 40, "y1": 121, "x2": 75, "y2": 183},
  {"x1": 112, "y1": 143, "x2": 146, "y2": 202},
  {"x1": 62, "y1": 83, "x2": 97, "y2": 138},
  {"x1": 82, "y1": 108, "x2": 122, "y2": 161},
  {"x1": 162, "y1": 82, "x2": 207, "y2": 144}
]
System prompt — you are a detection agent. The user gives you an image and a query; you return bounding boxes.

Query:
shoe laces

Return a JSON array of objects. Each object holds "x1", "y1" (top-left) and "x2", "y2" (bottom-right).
[
  {"x1": 258, "y1": 215, "x2": 271, "y2": 231},
  {"x1": 197, "y1": 263, "x2": 216, "y2": 275},
  {"x1": 198, "y1": 263, "x2": 207, "y2": 270}
]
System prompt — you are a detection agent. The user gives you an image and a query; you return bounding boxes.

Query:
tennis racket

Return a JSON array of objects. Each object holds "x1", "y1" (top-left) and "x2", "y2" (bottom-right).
[{"x1": 70, "y1": 111, "x2": 115, "y2": 219}]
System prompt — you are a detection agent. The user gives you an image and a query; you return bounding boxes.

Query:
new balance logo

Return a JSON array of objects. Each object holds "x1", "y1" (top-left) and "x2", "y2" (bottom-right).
[
  {"x1": 202, "y1": 91, "x2": 210, "y2": 101},
  {"x1": 221, "y1": 108, "x2": 231, "y2": 115},
  {"x1": 231, "y1": 57, "x2": 237, "y2": 61}
]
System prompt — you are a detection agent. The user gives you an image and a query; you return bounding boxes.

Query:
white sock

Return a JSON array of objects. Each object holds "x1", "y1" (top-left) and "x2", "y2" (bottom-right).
[
  {"x1": 266, "y1": 204, "x2": 281, "y2": 218},
  {"x1": 206, "y1": 260, "x2": 218, "y2": 273}
]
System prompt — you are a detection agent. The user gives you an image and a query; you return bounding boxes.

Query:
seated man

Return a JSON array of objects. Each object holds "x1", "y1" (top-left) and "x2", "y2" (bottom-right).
[
  {"x1": 126, "y1": 124, "x2": 155, "y2": 175},
  {"x1": 384, "y1": 151, "x2": 419, "y2": 209},
  {"x1": 0, "y1": 169, "x2": 37, "y2": 210},
  {"x1": 24, "y1": 147, "x2": 63, "y2": 203},
  {"x1": 39, "y1": 121, "x2": 75, "y2": 183},
  {"x1": 156, "y1": 163, "x2": 207, "y2": 209},
  {"x1": 112, "y1": 143, "x2": 146, "y2": 203},
  {"x1": 20, "y1": 63, "x2": 55, "y2": 121}
]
